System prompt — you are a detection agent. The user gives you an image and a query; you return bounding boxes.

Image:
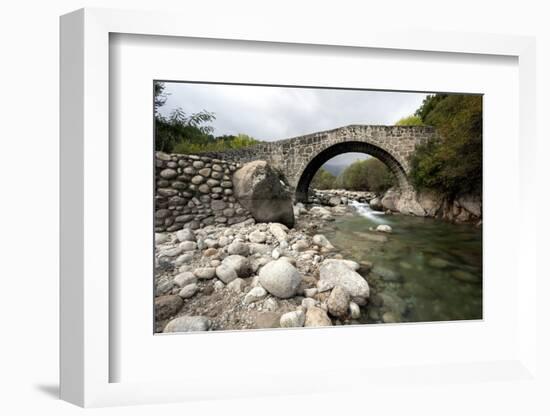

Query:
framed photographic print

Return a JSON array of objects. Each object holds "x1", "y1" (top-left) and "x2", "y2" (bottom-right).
[
  {"x1": 60, "y1": 7, "x2": 539, "y2": 408},
  {"x1": 151, "y1": 81, "x2": 483, "y2": 333}
]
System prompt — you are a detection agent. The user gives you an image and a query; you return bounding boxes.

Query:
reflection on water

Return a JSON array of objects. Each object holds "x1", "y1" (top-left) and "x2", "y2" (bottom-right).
[{"x1": 323, "y1": 202, "x2": 482, "y2": 323}]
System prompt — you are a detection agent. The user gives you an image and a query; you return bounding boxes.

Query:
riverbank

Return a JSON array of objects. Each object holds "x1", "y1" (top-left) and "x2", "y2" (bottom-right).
[
  {"x1": 312, "y1": 188, "x2": 482, "y2": 224},
  {"x1": 155, "y1": 190, "x2": 482, "y2": 333},
  {"x1": 155, "y1": 202, "x2": 375, "y2": 332},
  {"x1": 310, "y1": 189, "x2": 377, "y2": 206}
]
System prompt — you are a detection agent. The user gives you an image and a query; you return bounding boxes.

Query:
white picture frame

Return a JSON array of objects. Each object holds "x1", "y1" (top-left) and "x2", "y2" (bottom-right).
[{"x1": 60, "y1": 7, "x2": 538, "y2": 408}]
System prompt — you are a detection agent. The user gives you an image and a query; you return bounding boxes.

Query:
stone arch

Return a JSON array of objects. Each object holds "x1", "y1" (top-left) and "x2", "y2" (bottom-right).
[{"x1": 294, "y1": 141, "x2": 410, "y2": 203}]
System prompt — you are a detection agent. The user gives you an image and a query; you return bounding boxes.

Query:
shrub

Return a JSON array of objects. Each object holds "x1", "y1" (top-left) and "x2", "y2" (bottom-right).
[
  {"x1": 395, "y1": 115, "x2": 424, "y2": 126},
  {"x1": 172, "y1": 133, "x2": 259, "y2": 154}
]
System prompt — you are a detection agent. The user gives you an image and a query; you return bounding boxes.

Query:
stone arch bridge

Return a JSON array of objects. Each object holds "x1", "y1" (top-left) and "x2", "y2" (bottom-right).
[{"x1": 202, "y1": 125, "x2": 437, "y2": 202}]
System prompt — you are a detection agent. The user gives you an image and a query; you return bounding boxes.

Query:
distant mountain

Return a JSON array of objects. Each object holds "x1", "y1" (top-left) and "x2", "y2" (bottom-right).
[
  {"x1": 321, "y1": 153, "x2": 370, "y2": 176},
  {"x1": 322, "y1": 162, "x2": 348, "y2": 176}
]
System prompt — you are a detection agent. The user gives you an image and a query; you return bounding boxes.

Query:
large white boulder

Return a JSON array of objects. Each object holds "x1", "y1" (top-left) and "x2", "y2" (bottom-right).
[
  {"x1": 163, "y1": 316, "x2": 211, "y2": 332},
  {"x1": 280, "y1": 310, "x2": 306, "y2": 328},
  {"x1": 176, "y1": 228, "x2": 195, "y2": 242},
  {"x1": 312, "y1": 234, "x2": 334, "y2": 249},
  {"x1": 222, "y1": 255, "x2": 251, "y2": 277},
  {"x1": 248, "y1": 230, "x2": 267, "y2": 243},
  {"x1": 155, "y1": 233, "x2": 170, "y2": 244},
  {"x1": 327, "y1": 286, "x2": 350, "y2": 318},
  {"x1": 215, "y1": 264, "x2": 238, "y2": 283},
  {"x1": 243, "y1": 286, "x2": 267, "y2": 305},
  {"x1": 194, "y1": 267, "x2": 216, "y2": 279},
  {"x1": 178, "y1": 283, "x2": 198, "y2": 299},
  {"x1": 376, "y1": 224, "x2": 392, "y2": 233},
  {"x1": 304, "y1": 306, "x2": 332, "y2": 327},
  {"x1": 258, "y1": 259, "x2": 302, "y2": 299},
  {"x1": 320, "y1": 258, "x2": 360, "y2": 271},
  {"x1": 173, "y1": 271, "x2": 197, "y2": 287},
  {"x1": 154, "y1": 295, "x2": 183, "y2": 320},
  {"x1": 269, "y1": 223, "x2": 288, "y2": 242},
  {"x1": 319, "y1": 261, "x2": 370, "y2": 300},
  {"x1": 226, "y1": 241, "x2": 249, "y2": 256}
]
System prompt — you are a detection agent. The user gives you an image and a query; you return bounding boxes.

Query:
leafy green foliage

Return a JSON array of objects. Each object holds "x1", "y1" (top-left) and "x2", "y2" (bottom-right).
[
  {"x1": 153, "y1": 81, "x2": 260, "y2": 153},
  {"x1": 229, "y1": 134, "x2": 259, "y2": 149},
  {"x1": 414, "y1": 94, "x2": 448, "y2": 121},
  {"x1": 336, "y1": 158, "x2": 395, "y2": 193},
  {"x1": 173, "y1": 133, "x2": 259, "y2": 154},
  {"x1": 154, "y1": 82, "x2": 167, "y2": 111},
  {"x1": 310, "y1": 168, "x2": 336, "y2": 189},
  {"x1": 155, "y1": 108, "x2": 217, "y2": 153},
  {"x1": 409, "y1": 94, "x2": 482, "y2": 197},
  {"x1": 395, "y1": 115, "x2": 424, "y2": 126}
]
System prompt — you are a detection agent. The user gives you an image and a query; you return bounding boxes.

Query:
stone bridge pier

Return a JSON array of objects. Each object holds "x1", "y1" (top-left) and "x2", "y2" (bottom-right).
[{"x1": 202, "y1": 125, "x2": 437, "y2": 203}]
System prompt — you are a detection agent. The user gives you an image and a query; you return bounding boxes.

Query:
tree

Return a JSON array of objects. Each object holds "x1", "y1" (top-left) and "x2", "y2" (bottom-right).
[
  {"x1": 395, "y1": 115, "x2": 424, "y2": 126},
  {"x1": 156, "y1": 108, "x2": 217, "y2": 153},
  {"x1": 414, "y1": 94, "x2": 448, "y2": 121},
  {"x1": 154, "y1": 81, "x2": 168, "y2": 113},
  {"x1": 311, "y1": 168, "x2": 336, "y2": 190},
  {"x1": 363, "y1": 158, "x2": 395, "y2": 193},
  {"x1": 153, "y1": 81, "x2": 261, "y2": 153},
  {"x1": 409, "y1": 94, "x2": 482, "y2": 197},
  {"x1": 339, "y1": 160, "x2": 368, "y2": 190},
  {"x1": 337, "y1": 158, "x2": 395, "y2": 193}
]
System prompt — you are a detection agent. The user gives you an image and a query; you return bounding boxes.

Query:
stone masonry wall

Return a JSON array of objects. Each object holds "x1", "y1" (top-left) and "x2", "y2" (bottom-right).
[{"x1": 155, "y1": 152, "x2": 252, "y2": 232}]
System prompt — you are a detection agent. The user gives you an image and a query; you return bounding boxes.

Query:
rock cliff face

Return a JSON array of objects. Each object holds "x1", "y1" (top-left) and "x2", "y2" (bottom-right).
[
  {"x1": 381, "y1": 188, "x2": 425, "y2": 217},
  {"x1": 380, "y1": 187, "x2": 482, "y2": 223}
]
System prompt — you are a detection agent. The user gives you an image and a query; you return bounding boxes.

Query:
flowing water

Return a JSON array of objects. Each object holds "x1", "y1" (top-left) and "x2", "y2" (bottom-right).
[{"x1": 322, "y1": 201, "x2": 483, "y2": 323}]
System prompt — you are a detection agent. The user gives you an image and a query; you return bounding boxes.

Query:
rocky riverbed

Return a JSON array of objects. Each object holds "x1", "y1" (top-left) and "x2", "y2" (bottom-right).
[
  {"x1": 312, "y1": 188, "x2": 482, "y2": 224},
  {"x1": 310, "y1": 189, "x2": 377, "y2": 206},
  {"x1": 155, "y1": 182, "x2": 482, "y2": 334},
  {"x1": 154, "y1": 202, "x2": 381, "y2": 333}
]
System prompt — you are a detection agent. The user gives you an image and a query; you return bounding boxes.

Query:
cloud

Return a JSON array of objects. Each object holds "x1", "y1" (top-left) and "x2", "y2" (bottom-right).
[{"x1": 158, "y1": 82, "x2": 429, "y2": 165}]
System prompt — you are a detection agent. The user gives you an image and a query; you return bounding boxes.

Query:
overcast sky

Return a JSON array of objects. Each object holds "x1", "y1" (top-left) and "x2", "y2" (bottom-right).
[{"x1": 159, "y1": 82, "x2": 428, "y2": 166}]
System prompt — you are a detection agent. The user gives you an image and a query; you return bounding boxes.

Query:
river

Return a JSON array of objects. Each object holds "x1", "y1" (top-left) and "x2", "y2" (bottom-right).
[{"x1": 321, "y1": 201, "x2": 483, "y2": 323}]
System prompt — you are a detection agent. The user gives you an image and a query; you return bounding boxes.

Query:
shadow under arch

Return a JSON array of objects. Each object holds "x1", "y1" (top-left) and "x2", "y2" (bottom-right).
[{"x1": 294, "y1": 141, "x2": 409, "y2": 203}]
